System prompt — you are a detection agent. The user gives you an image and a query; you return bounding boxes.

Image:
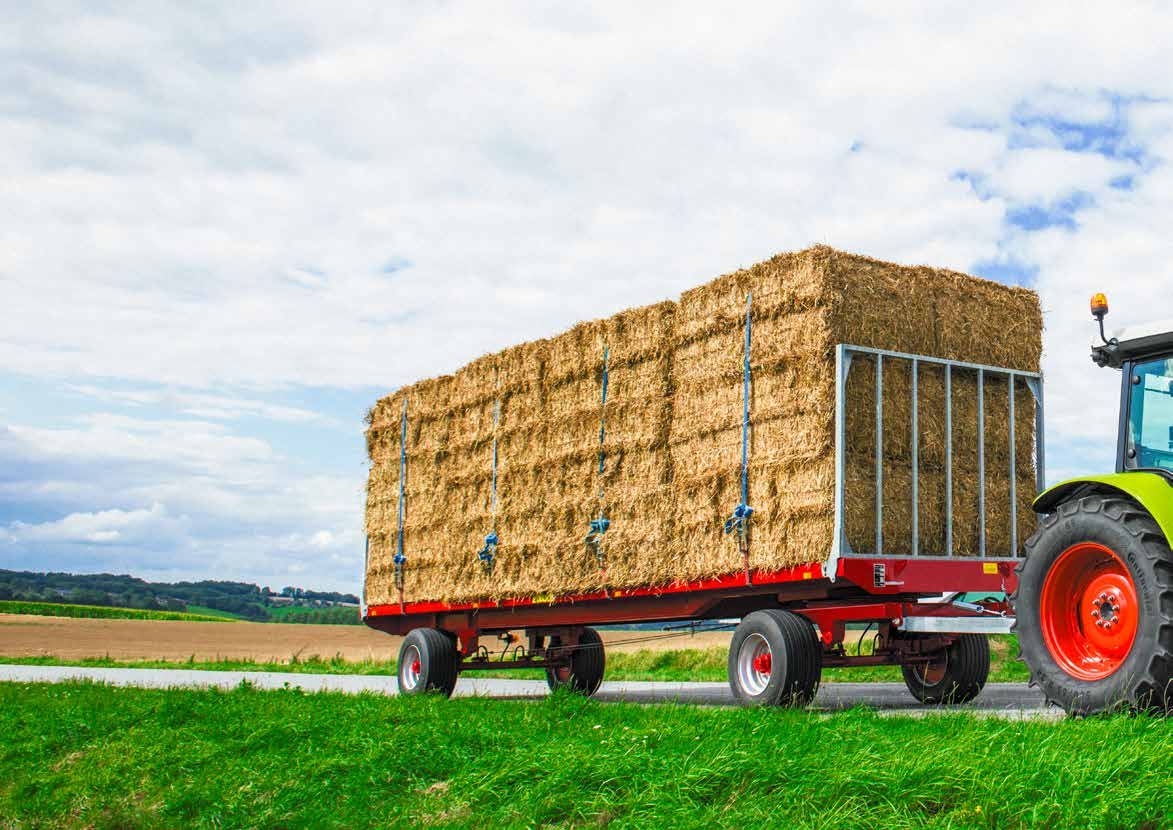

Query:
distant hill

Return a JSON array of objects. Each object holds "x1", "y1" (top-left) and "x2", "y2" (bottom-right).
[{"x1": 0, "y1": 569, "x2": 360, "y2": 623}]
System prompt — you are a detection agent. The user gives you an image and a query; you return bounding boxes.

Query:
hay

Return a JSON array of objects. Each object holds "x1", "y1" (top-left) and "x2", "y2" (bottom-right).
[{"x1": 364, "y1": 246, "x2": 1042, "y2": 606}]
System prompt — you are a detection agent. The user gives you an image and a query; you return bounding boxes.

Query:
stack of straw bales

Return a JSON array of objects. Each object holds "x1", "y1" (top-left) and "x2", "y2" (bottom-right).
[{"x1": 365, "y1": 246, "x2": 1042, "y2": 607}]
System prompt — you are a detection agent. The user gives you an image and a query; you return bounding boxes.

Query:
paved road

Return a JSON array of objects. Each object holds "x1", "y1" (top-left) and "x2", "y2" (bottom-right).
[{"x1": 0, "y1": 664, "x2": 1054, "y2": 717}]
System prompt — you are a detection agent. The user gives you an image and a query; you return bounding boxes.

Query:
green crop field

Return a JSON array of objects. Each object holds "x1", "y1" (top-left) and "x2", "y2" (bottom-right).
[
  {"x1": 0, "y1": 636, "x2": 1030, "y2": 685},
  {"x1": 0, "y1": 681, "x2": 1169, "y2": 829},
  {"x1": 181, "y1": 604, "x2": 246, "y2": 620},
  {"x1": 0, "y1": 601, "x2": 231, "y2": 623}
]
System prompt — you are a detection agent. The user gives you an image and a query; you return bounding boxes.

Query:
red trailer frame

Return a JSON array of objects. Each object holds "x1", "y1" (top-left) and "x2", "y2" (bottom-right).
[{"x1": 365, "y1": 556, "x2": 1018, "y2": 673}]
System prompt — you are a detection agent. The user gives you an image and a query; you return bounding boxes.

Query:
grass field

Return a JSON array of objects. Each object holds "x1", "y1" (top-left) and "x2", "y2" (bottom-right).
[
  {"x1": 0, "y1": 681, "x2": 1169, "y2": 829},
  {"x1": 0, "y1": 601, "x2": 230, "y2": 623},
  {"x1": 182, "y1": 604, "x2": 245, "y2": 620},
  {"x1": 0, "y1": 635, "x2": 1030, "y2": 683}
]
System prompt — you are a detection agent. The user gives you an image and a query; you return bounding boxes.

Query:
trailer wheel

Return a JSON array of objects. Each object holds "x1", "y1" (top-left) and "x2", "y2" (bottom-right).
[
  {"x1": 545, "y1": 627, "x2": 605, "y2": 695},
  {"x1": 728, "y1": 610, "x2": 821, "y2": 707},
  {"x1": 900, "y1": 634, "x2": 990, "y2": 704},
  {"x1": 397, "y1": 628, "x2": 459, "y2": 698},
  {"x1": 1013, "y1": 495, "x2": 1173, "y2": 715}
]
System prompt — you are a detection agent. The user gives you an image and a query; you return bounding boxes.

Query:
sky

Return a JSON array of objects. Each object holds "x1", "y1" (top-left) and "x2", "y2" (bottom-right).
[{"x1": 3, "y1": 3, "x2": 1173, "y2": 592}]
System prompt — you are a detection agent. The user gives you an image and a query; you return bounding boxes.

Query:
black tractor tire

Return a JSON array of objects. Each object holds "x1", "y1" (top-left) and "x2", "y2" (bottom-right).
[
  {"x1": 901, "y1": 634, "x2": 990, "y2": 704},
  {"x1": 1012, "y1": 494, "x2": 1173, "y2": 715},
  {"x1": 397, "y1": 628, "x2": 459, "y2": 698},
  {"x1": 545, "y1": 627, "x2": 606, "y2": 695},
  {"x1": 728, "y1": 609, "x2": 822, "y2": 707}
]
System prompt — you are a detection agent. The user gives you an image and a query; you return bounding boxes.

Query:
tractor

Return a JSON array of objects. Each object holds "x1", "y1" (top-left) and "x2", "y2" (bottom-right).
[{"x1": 1015, "y1": 293, "x2": 1173, "y2": 714}]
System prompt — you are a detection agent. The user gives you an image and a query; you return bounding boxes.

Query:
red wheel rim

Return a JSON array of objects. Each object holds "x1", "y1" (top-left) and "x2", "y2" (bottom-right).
[
  {"x1": 1039, "y1": 542, "x2": 1138, "y2": 680},
  {"x1": 752, "y1": 651, "x2": 772, "y2": 675}
]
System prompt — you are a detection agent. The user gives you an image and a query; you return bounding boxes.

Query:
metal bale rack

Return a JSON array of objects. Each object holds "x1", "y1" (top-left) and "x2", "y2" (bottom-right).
[{"x1": 828, "y1": 345, "x2": 1045, "y2": 570}]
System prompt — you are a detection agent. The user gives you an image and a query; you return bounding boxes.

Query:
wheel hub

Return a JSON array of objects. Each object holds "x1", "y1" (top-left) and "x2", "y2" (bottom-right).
[
  {"x1": 736, "y1": 633, "x2": 774, "y2": 695},
  {"x1": 752, "y1": 651, "x2": 772, "y2": 675},
  {"x1": 1039, "y1": 542, "x2": 1139, "y2": 680},
  {"x1": 401, "y1": 644, "x2": 422, "y2": 691}
]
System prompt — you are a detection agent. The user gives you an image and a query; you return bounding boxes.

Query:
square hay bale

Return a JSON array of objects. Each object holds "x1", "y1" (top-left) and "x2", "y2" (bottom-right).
[
  {"x1": 490, "y1": 301, "x2": 676, "y2": 600},
  {"x1": 363, "y1": 378, "x2": 455, "y2": 608},
  {"x1": 666, "y1": 246, "x2": 1040, "y2": 578},
  {"x1": 364, "y1": 245, "x2": 1042, "y2": 606}
]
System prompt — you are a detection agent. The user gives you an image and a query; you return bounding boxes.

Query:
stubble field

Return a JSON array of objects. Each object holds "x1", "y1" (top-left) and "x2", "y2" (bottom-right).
[{"x1": 0, "y1": 614, "x2": 731, "y2": 662}]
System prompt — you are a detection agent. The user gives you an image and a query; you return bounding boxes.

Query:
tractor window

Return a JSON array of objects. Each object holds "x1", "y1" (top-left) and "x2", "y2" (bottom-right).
[{"x1": 1126, "y1": 356, "x2": 1173, "y2": 471}]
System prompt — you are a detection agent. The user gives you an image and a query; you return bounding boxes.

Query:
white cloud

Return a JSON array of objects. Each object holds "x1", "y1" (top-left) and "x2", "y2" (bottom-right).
[
  {"x1": 987, "y1": 148, "x2": 1131, "y2": 205},
  {"x1": 66, "y1": 385, "x2": 323, "y2": 424},
  {"x1": 4, "y1": 2, "x2": 1170, "y2": 393},
  {"x1": 0, "y1": 415, "x2": 364, "y2": 590},
  {"x1": 2, "y1": 503, "x2": 177, "y2": 545}
]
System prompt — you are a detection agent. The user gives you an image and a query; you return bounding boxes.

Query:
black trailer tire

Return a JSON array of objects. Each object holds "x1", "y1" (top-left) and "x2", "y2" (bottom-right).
[
  {"x1": 728, "y1": 609, "x2": 822, "y2": 707},
  {"x1": 545, "y1": 627, "x2": 606, "y2": 695},
  {"x1": 901, "y1": 634, "x2": 990, "y2": 704},
  {"x1": 1012, "y1": 494, "x2": 1173, "y2": 715},
  {"x1": 397, "y1": 628, "x2": 459, "y2": 698}
]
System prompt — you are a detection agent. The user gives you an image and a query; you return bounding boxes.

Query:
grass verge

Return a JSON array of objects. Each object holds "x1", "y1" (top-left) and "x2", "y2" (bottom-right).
[
  {"x1": 0, "y1": 601, "x2": 231, "y2": 623},
  {"x1": 0, "y1": 681, "x2": 1170, "y2": 829},
  {"x1": 0, "y1": 636, "x2": 1029, "y2": 683}
]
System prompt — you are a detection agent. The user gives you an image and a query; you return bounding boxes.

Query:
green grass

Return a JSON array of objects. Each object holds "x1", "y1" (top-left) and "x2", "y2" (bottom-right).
[
  {"x1": 0, "y1": 636, "x2": 1030, "y2": 684},
  {"x1": 0, "y1": 654, "x2": 399, "y2": 676},
  {"x1": 0, "y1": 681, "x2": 1170, "y2": 829},
  {"x1": 181, "y1": 605, "x2": 245, "y2": 620},
  {"x1": 0, "y1": 601, "x2": 232, "y2": 623}
]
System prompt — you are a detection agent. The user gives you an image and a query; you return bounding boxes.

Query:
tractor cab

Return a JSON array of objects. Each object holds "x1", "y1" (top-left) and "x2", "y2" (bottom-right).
[{"x1": 1090, "y1": 297, "x2": 1173, "y2": 476}]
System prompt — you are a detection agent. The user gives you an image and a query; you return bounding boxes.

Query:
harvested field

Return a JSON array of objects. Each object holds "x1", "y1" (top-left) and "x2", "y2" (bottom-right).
[
  {"x1": 365, "y1": 245, "x2": 1042, "y2": 606},
  {"x1": 0, "y1": 615, "x2": 730, "y2": 661}
]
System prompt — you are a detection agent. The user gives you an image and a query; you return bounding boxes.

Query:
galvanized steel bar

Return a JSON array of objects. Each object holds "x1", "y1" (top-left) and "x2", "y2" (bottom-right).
[
  {"x1": 832, "y1": 343, "x2": 1042, "y2": 380},
  {"x1": 875, "y1": 354, "x2": 884, "y2": 556},
  {"x1": 829, "y1": 344, "x2": 848, "y2": 575},
  {"x1": 1033, "y1": 377, "x2": 1046, "y2": 495},
  {"x1": 911, "y1": 358, "x2": 919, "y2": 557},
  {"x1": 977, "y1": 369, "x2": 986, "y2": 558},
  {"x1": 945, "y1": 364, "x2": 953, "y2": 557},
  {"x1": 1009, "y1": 373, "x2": 1017, "y2": 555}
]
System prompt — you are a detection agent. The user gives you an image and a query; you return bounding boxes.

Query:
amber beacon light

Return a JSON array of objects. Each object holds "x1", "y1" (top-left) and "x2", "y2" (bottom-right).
[{"x1": 1091, "y1": 292, "x2": 1109, "y2": 320}]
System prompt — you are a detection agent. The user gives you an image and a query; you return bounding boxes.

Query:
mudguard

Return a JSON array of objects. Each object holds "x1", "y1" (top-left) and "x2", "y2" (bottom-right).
[{"x1": 1033, "y1": 472, "x2": 1173, "y2": 547}]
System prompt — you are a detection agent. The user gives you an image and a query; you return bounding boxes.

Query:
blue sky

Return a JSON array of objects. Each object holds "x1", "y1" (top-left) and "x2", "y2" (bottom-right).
[{"x1": 3, "y1": 4, "x2": 1173, "y2": 592}]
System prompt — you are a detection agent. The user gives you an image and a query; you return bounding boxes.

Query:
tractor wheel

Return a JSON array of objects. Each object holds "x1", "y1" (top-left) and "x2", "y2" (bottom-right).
[
  {"x1": 1013, "y1": 494, "x2": 1173, "y2": 715},
  {"x1": 397, "y1": 628, "x2": 459, "y2": 698},
  {"x1": 901, "y1": 634, "x2": 990, "y2": 704},
  {"x1": 545, "y1": 627, "x2": 605, "y2": 695},
  {"x1": 728, "y1": 609, "x2": 822, "y2": 707}
]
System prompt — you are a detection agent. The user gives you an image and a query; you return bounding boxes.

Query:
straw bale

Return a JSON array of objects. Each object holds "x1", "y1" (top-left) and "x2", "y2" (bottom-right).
[
  {"x1": 365, "y1": 246, "x2": 1042, "y2": 605},
  {"x1": 474, "y1": 301, "x2": 675, "y2": 602}
]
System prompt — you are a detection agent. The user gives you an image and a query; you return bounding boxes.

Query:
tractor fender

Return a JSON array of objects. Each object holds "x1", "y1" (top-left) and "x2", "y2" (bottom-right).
[{"x1": 1033, "y1": 472, "x2": 1173, "y2": 548}]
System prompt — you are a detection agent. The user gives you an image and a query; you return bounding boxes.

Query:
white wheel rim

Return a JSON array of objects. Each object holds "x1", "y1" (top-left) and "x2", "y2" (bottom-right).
[
  {"x1": 401, "y1": 644, "x2": 422, "y2": 691},
  {"x1": 737, "y1": 633, "x2": 773, "y2": 696}
]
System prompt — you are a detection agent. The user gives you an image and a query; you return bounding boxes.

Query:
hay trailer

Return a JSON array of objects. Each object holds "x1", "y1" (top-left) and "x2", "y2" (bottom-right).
[{"x1": 365, "y1": 342, "x2": 1043, "y2": 708}]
